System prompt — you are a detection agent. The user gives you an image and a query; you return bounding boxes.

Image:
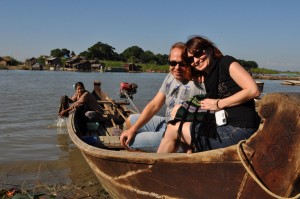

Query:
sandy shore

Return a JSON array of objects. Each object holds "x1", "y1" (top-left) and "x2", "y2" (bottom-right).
[
  {"x1": 253, "y1": 74, "x2": 300, "y2": 80},
  {"x1": 0, "y1": 148, "x2": 110, "y2": 198}
]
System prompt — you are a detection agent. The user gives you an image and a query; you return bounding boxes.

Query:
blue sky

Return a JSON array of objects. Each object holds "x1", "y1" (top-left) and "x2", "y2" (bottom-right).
[{"x1": 1, "y1": 0, "x2": 299, "y2": 71}]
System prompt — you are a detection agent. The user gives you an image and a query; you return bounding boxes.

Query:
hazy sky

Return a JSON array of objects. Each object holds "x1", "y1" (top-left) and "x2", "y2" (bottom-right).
[{"x1": 1, "y1": 0, "x2": 299, "y2": 71}]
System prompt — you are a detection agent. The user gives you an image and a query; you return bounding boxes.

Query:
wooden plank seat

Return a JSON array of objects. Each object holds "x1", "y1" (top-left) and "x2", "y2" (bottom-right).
[{"x1": 99, "y1": 136, "x2": 124, "y2": 149}]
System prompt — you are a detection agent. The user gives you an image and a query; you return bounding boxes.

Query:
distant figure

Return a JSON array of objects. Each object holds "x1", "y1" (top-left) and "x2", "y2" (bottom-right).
[
  {"x1": 91, "y1": 80, "x2": 109, "y2": 109},
  {"x1": 91, "y1": 80, "x2": 108, "y2": 101},
  {"x1": 58, "y1": 82, "x2": 103, "y2": 122}
]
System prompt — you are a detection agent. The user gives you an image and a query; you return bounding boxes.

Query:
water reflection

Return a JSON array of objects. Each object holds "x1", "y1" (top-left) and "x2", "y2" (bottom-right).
[
  {"x1": 56, "y1": 129, "x2": 70, "y2": 152},
  {"x1": 54, "y1": 117, "x2": 99, "y2": 188}
]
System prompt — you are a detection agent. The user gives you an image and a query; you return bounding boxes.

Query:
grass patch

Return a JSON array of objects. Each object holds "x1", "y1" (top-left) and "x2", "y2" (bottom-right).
[{"x1": 0, "y1": 65, "x2": 8, "y2": 70}]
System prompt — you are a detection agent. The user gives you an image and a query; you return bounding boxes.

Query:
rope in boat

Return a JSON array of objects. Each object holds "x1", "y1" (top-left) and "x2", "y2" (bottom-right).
[
  {"x1": 237, "y1": 140, "x2": 300, "y2": 199},
  {"x1": 122, "y1": 91, "x2": 140, "y2": 113}
]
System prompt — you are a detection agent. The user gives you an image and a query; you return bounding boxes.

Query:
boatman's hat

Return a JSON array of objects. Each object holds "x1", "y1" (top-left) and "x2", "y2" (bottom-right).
[{"x1": 94, "y1": 80, "x2": 101, "y2": 85}]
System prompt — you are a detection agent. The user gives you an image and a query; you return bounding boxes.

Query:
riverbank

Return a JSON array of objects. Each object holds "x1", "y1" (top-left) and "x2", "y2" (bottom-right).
[
  {"x1": 0, "y1": 148, "x2": 110, "y2": 198},
  {"x1": 253, "y1": 74, "x2": 300, "y2": 81},
  {"x1": 2, "y1": 66, "x2": 300, "y2": 78}
]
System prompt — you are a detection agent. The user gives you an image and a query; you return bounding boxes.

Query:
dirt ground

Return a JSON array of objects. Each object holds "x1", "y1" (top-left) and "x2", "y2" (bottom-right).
[{"x1": 0, "y1": 150, "x2": 111, "y2": 198}]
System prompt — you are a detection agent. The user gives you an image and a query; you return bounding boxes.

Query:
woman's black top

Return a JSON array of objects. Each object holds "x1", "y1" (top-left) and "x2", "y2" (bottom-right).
[{"x1": 204, "y1": 55, "x2": 259, "y2": 129}]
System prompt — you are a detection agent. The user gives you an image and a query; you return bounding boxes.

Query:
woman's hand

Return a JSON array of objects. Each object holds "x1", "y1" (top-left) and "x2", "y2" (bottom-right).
[
  {"x1": 201, "y1": 98, "x2": 220, "y2": 111},
  {"x1": 58, "y1": 109, "x2": 68, "y2": 117}
]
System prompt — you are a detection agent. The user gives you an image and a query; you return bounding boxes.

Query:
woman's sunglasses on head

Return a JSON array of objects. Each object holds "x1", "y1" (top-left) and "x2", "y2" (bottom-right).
[
  {"x1": 192, "y1": 49, "x2": 205, "y2": 58},
  {"x1": 186, "y1": 49, "x2": 206, "y2": 65}
]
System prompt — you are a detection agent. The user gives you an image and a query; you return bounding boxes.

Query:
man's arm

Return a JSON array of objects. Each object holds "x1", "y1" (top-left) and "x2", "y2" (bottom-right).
[{"x1": 120, "y1": 91, "x2": 166, "y2": 146}]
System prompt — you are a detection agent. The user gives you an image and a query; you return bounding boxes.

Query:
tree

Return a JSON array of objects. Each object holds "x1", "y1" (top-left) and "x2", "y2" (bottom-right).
[
  {"x1": 100, "y1": 43, "x2": 116, "y2": 60},
  {"x1": 37, "y1": 56, "x2": 46, "y2": 65},
  {"x1": 121, "y1": 46, "x2": 144, "y2": 63},
  {"x1": 87, "y1": 42, "x2": 116, "y2": 60},
  {"x1": 79, "y1": 51, "x2": 93, "y2": 60},
  {"x1": 61, "y1": 48, "x2": 70, "y2": 58},
  {"x1": 238, "y1": 59, "x2": 258, "y2": 69},
  {"x1": 155, "y1": 53, "x2": 169, "y2": 65},
  {"x1": 50, "y1": 48, "x2": 71, "y2": 58},
  {"x1": 247, "y1": 61, "x2": 258, "y2": 69},
  {"x1": 140, "y1": 50, "x2": 156, "y2": 63},
  {"x1": 51, "y1": 48, "x2": 62, "y2": 57}
]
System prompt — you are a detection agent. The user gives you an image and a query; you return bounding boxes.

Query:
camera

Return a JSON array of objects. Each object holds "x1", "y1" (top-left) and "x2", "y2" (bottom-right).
[{"x1": 215, "y1": 110, "x2": 227, "y2": 126}]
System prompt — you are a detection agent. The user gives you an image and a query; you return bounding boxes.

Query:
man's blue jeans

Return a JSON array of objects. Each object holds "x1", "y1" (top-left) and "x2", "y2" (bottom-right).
[{"x1": 127, "y1": 114, "x2": 166, "y2": 152}]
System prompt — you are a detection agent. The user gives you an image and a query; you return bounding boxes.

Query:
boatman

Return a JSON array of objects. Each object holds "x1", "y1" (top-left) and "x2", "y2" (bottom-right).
[
  {"x1": 91, "y1": 80, "x2": 110, "y2": 110},
  {"x1": 91, "y1": 80, "x2": 108, "y2": 101}
]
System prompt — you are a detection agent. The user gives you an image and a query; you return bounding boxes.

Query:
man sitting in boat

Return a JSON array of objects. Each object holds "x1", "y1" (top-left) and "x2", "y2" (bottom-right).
[
  {"x1": 58, "y1": 82, "x2": 103, "y2": 122},
  {"x1": 120, "y1": 42, "x2": 206, "y2": 152},
  {"x1": 91, "y1": 80, "x2": 108, "y2": 101},
  {"x1": 91, "y1": 80, "x2": 110, "y2": 109}
]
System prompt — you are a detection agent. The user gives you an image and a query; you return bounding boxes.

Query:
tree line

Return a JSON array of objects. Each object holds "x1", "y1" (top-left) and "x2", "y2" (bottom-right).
[
  {"x1": 0, "y1": 41, "x2": 258, "y2": 70},
  {"x1": 50, "y1": 42, "x2": 169, "y2": 65},
  {"x1": 49, "y1": 41, "x2": 258, "y2": 69}
]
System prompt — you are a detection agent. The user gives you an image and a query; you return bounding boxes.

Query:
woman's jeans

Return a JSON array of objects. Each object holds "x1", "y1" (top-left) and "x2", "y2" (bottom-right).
[
  {"x1": 193, "y1": 124, "x2": 255, "y2": 152},
  {"x1": 127, "y1": 114, "x2": 166, "y2": 152}
]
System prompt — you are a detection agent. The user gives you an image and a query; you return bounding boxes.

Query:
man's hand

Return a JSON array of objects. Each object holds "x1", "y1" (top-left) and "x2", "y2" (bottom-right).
[{"x1": 120, "y1": 128, "x2": 136, "y2": 147}]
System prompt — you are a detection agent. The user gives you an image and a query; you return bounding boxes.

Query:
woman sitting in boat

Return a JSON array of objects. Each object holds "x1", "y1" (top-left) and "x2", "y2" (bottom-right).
[
  {"x1": 157, "y1": 35, "x2": 261, "y2": 153},
  {"x1": 58, "y1": 82, "x2": 103, "y2": 121}
]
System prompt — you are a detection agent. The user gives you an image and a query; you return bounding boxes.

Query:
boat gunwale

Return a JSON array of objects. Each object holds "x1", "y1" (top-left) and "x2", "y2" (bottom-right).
[
  {"x1": 67, "y1": 92, "x2": 300, "y2": 164},
  {"x1": 67, "y1": 110, "x2": 248, "y2": 164}
]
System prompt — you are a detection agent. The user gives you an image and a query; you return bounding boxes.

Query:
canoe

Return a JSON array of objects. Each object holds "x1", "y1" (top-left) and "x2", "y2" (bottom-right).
[
  {"x1": 281, "y1": 80, "x2": 300, "y2": 86},
  {"x1": 67, "y1": 92, "x2": 300, "y2": 199},
  {"x1": 256, "y1": 81, "x2": 264, "y2": 93}
]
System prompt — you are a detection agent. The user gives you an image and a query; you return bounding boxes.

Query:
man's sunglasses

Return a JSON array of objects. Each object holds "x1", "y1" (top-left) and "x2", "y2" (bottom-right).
[{"x1": 168, "y1": 60, "x2": 186, "y2": 67}]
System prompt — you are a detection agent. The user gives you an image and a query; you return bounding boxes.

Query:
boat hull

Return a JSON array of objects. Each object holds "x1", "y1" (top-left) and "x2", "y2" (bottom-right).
[{"x1": 67, "y1": 92, "x2": 300, "y2": 199}]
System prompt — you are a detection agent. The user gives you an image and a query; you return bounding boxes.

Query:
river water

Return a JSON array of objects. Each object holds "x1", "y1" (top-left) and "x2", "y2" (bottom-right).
[
  {"x1": 0, "y1": 70, "x2": 166, "y2": 162},
  {"x1": 0, "y1": 70, "x2": 299, "y2": 190},
  {"x1": 0, "y1": 70, "x2": 299, "y2": 162}
]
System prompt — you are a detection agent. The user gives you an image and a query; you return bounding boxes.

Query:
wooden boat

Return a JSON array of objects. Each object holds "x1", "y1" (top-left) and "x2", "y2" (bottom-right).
[
  {"x1": 256, "y1": 81, "x2": 264, "y2": 93},
  {"x1": 67, "y1": 92, "x2": 300, "y2": 199},
  {"x1": 281, "y1": 80, "x2": 300, "y2": 86}
]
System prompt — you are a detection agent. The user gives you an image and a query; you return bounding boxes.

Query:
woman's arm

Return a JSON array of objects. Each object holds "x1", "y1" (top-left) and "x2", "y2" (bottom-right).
[
  {"x1": 71, "y1": 92, "x2": 88, "y2": 109},
  {"x1": 201, "y1": 62, "x2": 260, "y2": 110},
  {"x1": 216, "y1": 62, "x2": 260, "y2": 109}
]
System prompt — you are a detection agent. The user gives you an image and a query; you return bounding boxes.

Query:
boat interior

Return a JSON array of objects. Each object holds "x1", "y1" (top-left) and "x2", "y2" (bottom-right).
[{"x1": 74, "y1": 99, "x2": 131, "y2": 150}]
